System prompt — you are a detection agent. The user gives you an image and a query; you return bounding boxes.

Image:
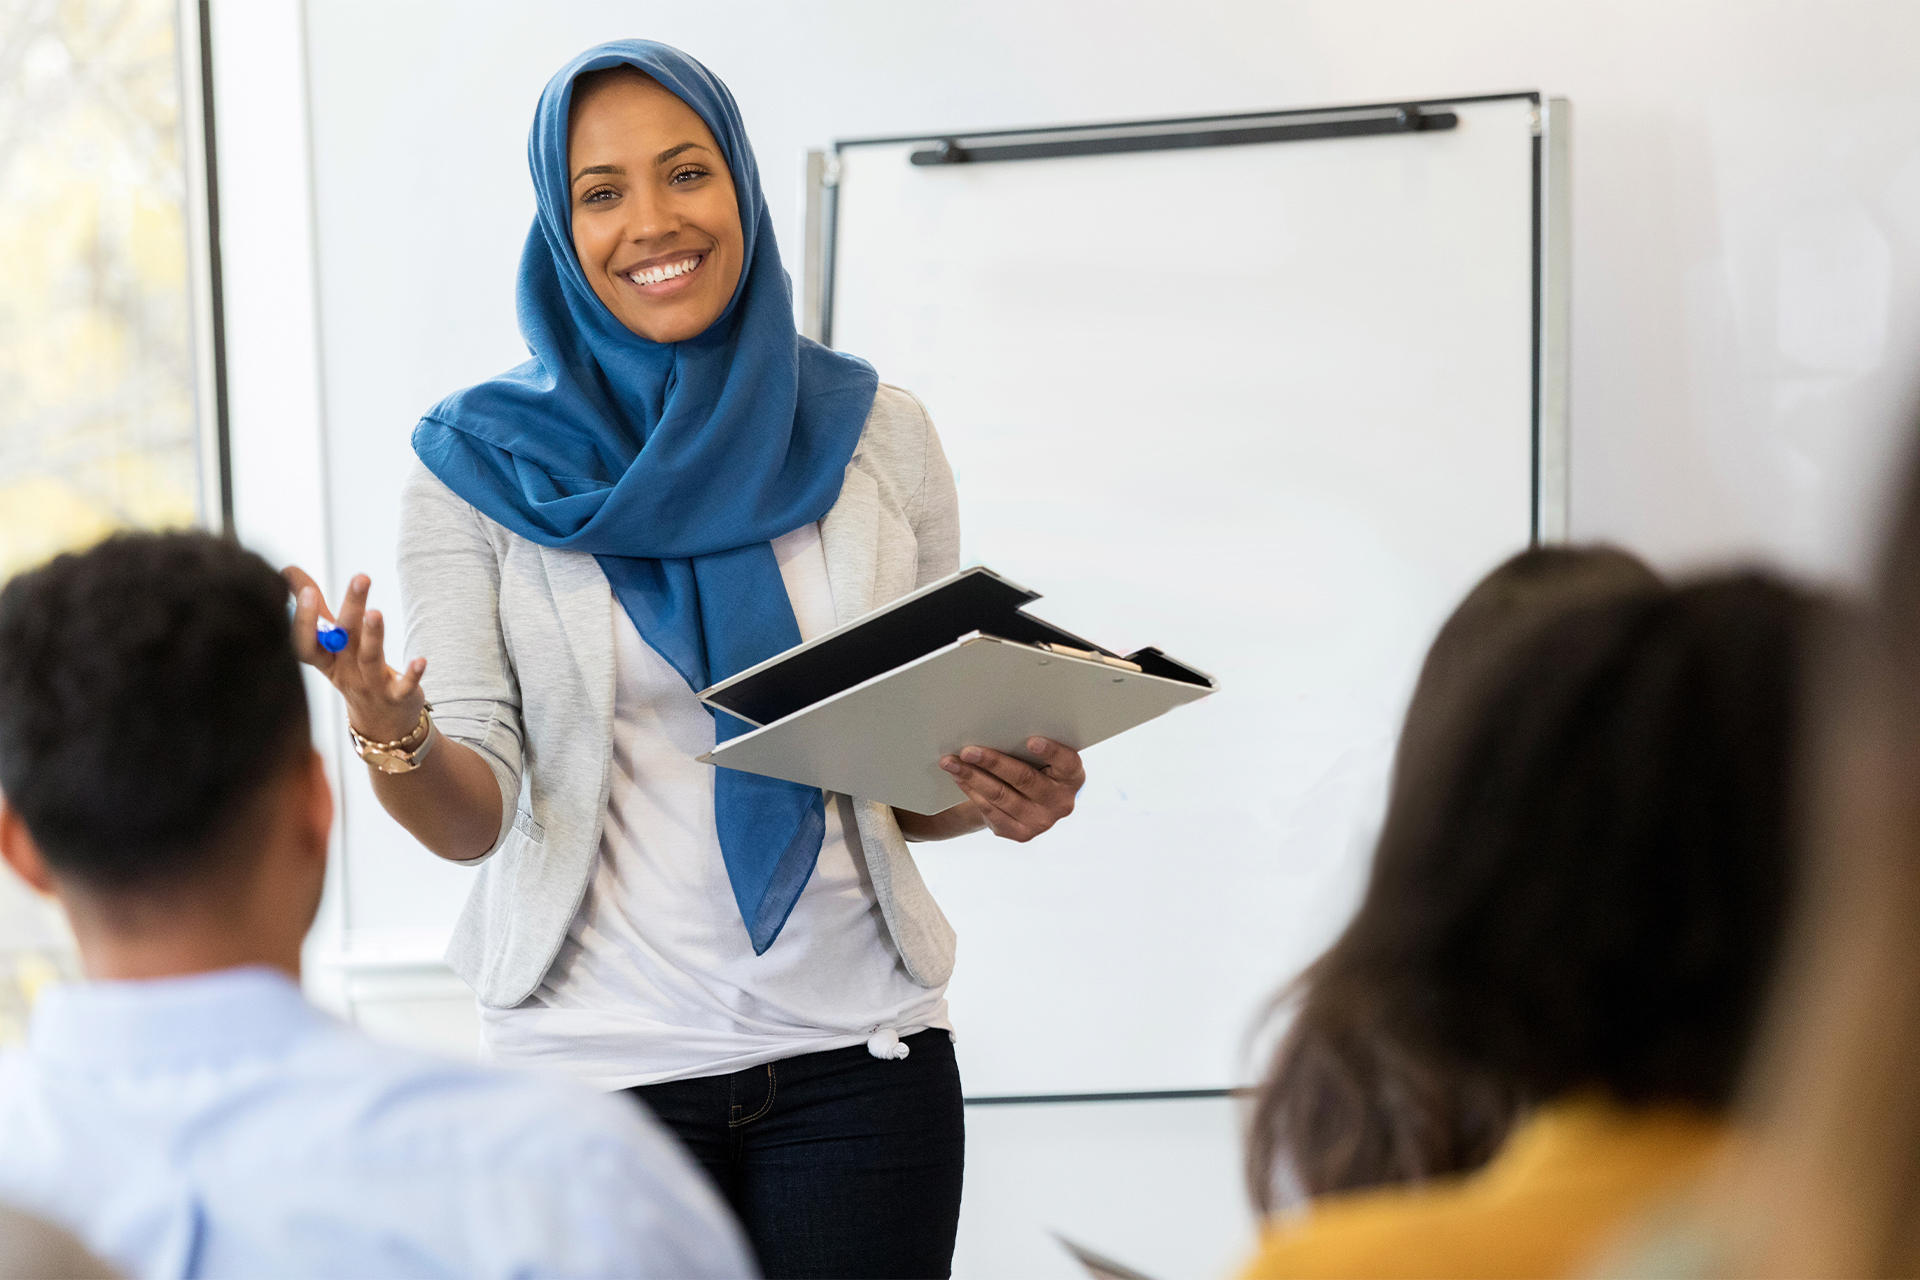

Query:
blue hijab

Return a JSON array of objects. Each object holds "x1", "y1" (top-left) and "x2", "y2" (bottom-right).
[{"x1": 412, "y1": 40, "x2": 877, "y2": 954}]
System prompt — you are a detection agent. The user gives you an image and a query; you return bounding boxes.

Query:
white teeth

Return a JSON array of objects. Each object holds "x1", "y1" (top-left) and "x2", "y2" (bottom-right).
[{"x1": 628, "y1": 256, "x2": 699, "y2": 286}]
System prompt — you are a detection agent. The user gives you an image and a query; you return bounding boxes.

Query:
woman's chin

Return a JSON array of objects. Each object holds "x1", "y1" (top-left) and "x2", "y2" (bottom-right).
[{"x1": 604, "y1": 286, "x2": 729, "y2": 342}]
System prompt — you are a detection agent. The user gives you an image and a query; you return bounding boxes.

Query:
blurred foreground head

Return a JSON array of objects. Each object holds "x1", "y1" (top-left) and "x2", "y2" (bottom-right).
[
  {"x1": 1249, "y1": 544, "x2": 1662, "y2": 1205},
  {"x1": 1249, "y1": 549, "x2": 1826, "y2": 1211},
  {"x1": 0, "y1": 1203, "x2": 116, "y2": 1280},
  {"x1": 1710, "y1": 431, "x2": 1920, "y2": 1277},
  {"x1": 0, "y1": 531, "x2": 323, "y2": 972}
]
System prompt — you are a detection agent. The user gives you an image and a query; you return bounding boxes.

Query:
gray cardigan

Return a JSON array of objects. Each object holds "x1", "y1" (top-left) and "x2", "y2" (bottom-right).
[{"x1": 396, "y1": 385, "x2": 961, "y2": 1010}]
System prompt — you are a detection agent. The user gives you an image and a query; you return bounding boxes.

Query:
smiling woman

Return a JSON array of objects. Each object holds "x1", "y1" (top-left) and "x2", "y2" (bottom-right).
[
  {"x1": 568, "y1": 68, "x2": 744, "y2": 342},
  {"x1": 278, "y1": 38, "x2": 1088, "y2": 1280}
]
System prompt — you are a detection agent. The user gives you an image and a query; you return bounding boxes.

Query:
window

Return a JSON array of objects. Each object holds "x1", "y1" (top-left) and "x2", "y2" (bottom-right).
[
  {"x1": 0, "y1": 0, "x2": 217, "y2": 579},
  {"x1": 0, "y1": 0, "x2": 221, "y2": 1041}
]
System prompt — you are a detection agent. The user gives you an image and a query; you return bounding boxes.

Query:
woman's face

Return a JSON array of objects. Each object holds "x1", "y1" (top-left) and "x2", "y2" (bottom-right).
[{"x1": 567, "y1": 69, "x2": 744, "y2": 343}]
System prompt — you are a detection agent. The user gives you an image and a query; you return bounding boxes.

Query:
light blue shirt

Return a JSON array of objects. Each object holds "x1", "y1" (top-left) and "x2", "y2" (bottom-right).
[{"x1": 0, "y1": 966, "x2": 756, "y2": 1279}]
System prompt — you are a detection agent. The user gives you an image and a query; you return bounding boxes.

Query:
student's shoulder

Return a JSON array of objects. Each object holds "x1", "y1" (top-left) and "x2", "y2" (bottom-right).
[
  {"x1": 0, "y1": 1044, "x2": 53, "y2": 1122},
  {"x1": 263, "y1": 1028, "x2": 753, "y2": 1277},
  {"x1": 0, "y1": 1048, "x2": 76, "y2": 1203},
  {"x1": 1241, "y1": 1182, "x2": 1591, "y2": 1280},
  {"x1": 288, "y1": 1024, "x2": 678, "y2": 1172},
  {"x1": 0, "y1": 1048, "x2": 44, "y2": 1141}
]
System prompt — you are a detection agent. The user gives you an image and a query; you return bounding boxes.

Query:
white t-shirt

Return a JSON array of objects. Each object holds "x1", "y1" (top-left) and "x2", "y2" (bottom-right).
[{"x1": 480, "y1": 524, "x2": 952, "y2": 1089}]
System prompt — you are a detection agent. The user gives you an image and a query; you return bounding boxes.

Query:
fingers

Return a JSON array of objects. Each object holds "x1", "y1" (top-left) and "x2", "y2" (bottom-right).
[
  {"x1": 358, "y1": 607, "x2": 391, "y2": 680},
  {"x1": 964, "y1": 745, "x2": 1047, "y2": 795},
  {"x1": 360, "y1": 611, "x2": 428, "y2": 696},
  {"x1": 335, "y1": 599, "x2": 422, "y2": 739},
  {"x1": 287, "y1": 572, "x2": 417, "y2": 697},
  {"x1": 959, "y1": 790, "x2": 1040, "y2": 841},
  {"x1": 939, "y1": 744, "x2": 1077, "y2": 843},
  {"x1": 1026, "y1": 737, "x2": 1088, "y2": 789},
  {"x1": 281, "y1": 566, "x2": 333, "y2": 620},
  {"x1": 944, "y1": 761, "x2": 1038, "y2": 840},
  {"x1": 289, "y1": 585, "x2": 331, "y2": 670},
  {"x1": 335, "y1": 573, "x2": 371, "y2": 642},
  {"x1": 360, "y1": 609, "x2": 428, "y2": 702},
  {"x1": 390, "y1": 656, "x2": 427, "y2": 703},
  {"x1": 285, "y1": 564, "x2": 338, "y2": 672}
]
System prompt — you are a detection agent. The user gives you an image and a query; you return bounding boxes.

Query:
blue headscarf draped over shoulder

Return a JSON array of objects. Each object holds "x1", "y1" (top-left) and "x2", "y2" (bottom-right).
[{"x1": 412, "y1": 40, "x2": 877, "y2": 954}]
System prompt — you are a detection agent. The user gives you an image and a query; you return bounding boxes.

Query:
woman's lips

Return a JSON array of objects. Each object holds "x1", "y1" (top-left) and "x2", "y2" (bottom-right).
[{"x1": 623, "y1": 252, "x2": 706, "y2": 296}]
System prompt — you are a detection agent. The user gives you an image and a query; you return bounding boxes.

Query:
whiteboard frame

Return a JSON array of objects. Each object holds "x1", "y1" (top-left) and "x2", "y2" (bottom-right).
[
  {"x1": 803, "y1": 91, "x2": 1569, "y2": 545},
  {"x1": 1538, "y1": 96, "x2": 1572, "y2": 542},
  {"x1": 804, "y1": 91, "x2": 1570, "y2": 1102}
]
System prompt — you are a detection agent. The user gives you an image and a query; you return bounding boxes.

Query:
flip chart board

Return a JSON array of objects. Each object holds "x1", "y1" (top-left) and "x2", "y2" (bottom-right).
[{"x1": 818, "y1": 94, "x2": 1566, "y2": 1095}]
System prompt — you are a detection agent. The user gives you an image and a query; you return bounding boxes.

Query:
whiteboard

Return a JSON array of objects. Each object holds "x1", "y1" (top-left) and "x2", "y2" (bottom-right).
[{"x1": 825, "y1": 95, "x2": 1559, "y2": 1095}]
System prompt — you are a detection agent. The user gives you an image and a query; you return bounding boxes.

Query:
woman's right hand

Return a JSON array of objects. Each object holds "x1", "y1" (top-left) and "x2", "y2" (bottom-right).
[{"x1": 284, "y1": 566, "x2": 427, "y2": 744}]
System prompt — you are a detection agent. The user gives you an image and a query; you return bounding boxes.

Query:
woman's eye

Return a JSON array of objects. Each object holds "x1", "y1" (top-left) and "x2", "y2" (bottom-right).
[
  {"x1": 580, "y1": 185, "x2": 618, "y2": 205},
  {"x1": 668, "y1": 165, "x2": 709, "y2": 186}
]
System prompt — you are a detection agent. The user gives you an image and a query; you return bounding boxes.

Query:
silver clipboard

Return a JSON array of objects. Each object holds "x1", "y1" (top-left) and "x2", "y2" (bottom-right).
[{"x1": 697, "y1": 567, "x2": 1215, "y2": 815}]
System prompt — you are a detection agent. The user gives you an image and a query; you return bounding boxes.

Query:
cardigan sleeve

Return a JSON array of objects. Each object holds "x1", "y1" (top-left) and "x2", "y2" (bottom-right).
[
  {"x1": 898, "y1": 388, "x2": 961, "y2": 587},
  {"x1": 396, "y1": 459, "x2": 523, "y2": 861}
]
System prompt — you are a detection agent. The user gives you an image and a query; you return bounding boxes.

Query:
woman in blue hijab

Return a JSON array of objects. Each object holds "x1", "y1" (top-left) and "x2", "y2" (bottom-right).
[{"x1": 284, "y1": 39, "x2": 1086, "y2": 1278}]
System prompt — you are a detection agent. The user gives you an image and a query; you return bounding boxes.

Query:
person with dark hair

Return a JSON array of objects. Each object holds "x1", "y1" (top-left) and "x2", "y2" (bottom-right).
[
  {"x1": 0, "y1": 530, "x2": 753, "y2": 1279},
  {"x1": 1593, "y1": 423, "x2": 1920, "y2": 1278},
  {"x1": 1247, "y1": 546, "x2": 1661, "y2": 1206},
  {"x1": 1238, "y1": 566, "x2": 1824, "y2": 1279}
]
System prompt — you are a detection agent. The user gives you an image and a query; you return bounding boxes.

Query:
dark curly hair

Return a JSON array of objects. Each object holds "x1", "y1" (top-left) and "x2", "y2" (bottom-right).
[
  {"x1": 1247, "y1": 557, "x2": 1820, "y2": 1211},
  {"x1": 0, "y1": 529, "x2": 309, "y2": 890}
]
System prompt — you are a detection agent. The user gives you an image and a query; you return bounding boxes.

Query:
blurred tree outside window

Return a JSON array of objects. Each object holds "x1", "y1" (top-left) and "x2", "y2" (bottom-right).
[{"x1": 0, "y1": 0, "x2": 213, "y2": 1041}]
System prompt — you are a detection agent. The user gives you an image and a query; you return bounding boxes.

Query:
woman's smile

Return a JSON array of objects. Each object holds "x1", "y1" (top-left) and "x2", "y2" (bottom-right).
[{"x1": 619, "y1": 249, "x2": 707, "y2": 296}]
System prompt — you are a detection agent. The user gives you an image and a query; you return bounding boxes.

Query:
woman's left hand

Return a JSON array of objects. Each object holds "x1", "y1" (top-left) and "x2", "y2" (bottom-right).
[{"x1": 935, "y1": 737, "x2": 1086, "y2": 843}]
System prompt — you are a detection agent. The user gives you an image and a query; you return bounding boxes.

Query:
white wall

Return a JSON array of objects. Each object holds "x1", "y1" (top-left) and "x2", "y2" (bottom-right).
[
  {"x1": 957, "y1": 1096, "x2": 1255, "y2": 1280},
  {"x1": 293, "y1": 0, "x2": 1920, "y2": 965},
  {"x1": 201, "y1": 2, "x2": 1920, "y2": 1276},
  {"x1": 304, "y1": 0, "x2": 1920, "y2": 584},
  {"x1": 202, "y1": 0, "x2": 358, "y2": 1016}
]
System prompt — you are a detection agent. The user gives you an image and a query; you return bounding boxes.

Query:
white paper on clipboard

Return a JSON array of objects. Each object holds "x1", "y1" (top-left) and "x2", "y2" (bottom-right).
[{"x1": 697, "y1": 566, "x2": 1215, "y2": 815}]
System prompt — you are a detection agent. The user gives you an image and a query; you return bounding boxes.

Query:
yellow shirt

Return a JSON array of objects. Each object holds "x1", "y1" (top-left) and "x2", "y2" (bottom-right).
[{"x1": 1239, "y1": 1098, "x2": 1725, "y2": 1280}]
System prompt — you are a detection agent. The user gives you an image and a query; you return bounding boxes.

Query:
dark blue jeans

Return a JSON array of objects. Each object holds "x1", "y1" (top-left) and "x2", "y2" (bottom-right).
[{"x1": 627, "y1": 1029, "x2": 965, "y2": 1279}]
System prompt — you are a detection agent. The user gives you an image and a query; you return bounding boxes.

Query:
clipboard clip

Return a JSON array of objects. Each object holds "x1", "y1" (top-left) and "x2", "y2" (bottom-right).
[{"x1": 1036, "y1": 642, "x2": 1143, "y2": 673}]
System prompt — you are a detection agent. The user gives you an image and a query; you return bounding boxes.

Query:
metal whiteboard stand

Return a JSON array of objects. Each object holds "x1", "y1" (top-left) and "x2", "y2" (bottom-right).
[
  {"x1": 905, "y1": 104, "x2": 1458, "y2": 166},
  {"x1": 1537, "y1": 97, "x2": 1573, "y2": 544},
  {"x1": 803, "y1": 92, "x2": 1572, "y2": 1107}
]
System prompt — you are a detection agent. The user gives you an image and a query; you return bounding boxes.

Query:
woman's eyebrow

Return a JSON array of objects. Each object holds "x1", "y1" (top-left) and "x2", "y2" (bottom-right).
[
  {"x1": 653, "y1": 141, "x2": 708, "y2": 166},
  {"x1": 572, "y1": 163, "x2": 623, "y2": 183}
]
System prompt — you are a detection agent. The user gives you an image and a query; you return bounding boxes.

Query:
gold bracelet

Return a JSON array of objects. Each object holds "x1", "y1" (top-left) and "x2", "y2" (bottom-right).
[{"x1": 349, "y1": 703, "x2": 435, "y2": 774}]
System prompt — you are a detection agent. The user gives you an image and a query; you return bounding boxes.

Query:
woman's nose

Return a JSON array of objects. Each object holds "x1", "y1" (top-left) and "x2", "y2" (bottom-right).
[{"x1": 623, "y1": 184, "x2": 678, "y2": 243}]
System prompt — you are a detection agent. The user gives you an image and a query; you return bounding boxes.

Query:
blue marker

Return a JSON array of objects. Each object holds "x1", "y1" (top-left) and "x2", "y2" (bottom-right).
[{"x1": 316, "y1": 618, "x2": 349, "y2": 653}]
